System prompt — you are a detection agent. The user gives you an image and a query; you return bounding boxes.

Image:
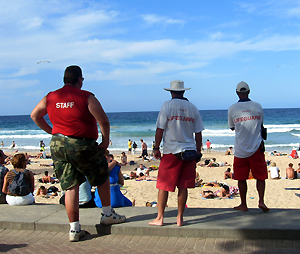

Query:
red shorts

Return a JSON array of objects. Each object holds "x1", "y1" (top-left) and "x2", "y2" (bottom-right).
[
  {"x1": 156, "y1": 153, "x2": 196, "y2": 192},
  {"x1": 233, "y1": 148, "x2": 268, "y2": 181}
]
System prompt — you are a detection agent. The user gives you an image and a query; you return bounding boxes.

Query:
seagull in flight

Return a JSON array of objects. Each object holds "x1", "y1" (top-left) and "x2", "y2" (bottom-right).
[{"x1": 37, "y1": 60, "x2": 50, "y2": 64}]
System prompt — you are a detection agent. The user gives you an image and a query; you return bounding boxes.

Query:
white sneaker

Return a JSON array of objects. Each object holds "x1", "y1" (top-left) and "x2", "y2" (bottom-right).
[
  {"x1": 69, "y1": 229, "x2": 86, "y2": 242},
  {"x1": 100, "y1": 209, "x2": 126, "y2": 225}
]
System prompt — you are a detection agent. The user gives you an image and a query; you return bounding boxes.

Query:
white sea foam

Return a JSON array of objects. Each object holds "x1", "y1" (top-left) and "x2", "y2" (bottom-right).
[
  {"x1": 265, "y1": 124, "x2": 300, "y2": 133},
  {"x1": 0, "y1": 134, "x2": 51, "y2": 139},
  {"x1": 202, "y1": 129, "x2": 235, "y2": 137}
]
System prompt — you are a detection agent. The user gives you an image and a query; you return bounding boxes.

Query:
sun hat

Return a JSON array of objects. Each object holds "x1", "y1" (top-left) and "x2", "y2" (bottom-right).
[
  {"x1": 236, "y1": 81, "x2": 250, "y2": 92},
  {"x1": 164, "y1": 80, "x2": 191, "y2": 91}
]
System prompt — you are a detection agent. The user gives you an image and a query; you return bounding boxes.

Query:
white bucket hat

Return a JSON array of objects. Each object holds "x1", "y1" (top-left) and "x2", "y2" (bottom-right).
[{"x1": 164, "y1": 80, "x2": 191, "y2": 91}]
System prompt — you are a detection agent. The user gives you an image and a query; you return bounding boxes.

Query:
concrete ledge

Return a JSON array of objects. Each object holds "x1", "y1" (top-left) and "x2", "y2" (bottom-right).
[{"x1": 1, "y1": 204, "x2": 300, "y2": 240}]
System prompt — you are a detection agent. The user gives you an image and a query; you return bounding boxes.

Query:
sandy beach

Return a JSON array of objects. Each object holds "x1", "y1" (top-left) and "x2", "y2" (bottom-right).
[{"x1": 4, "y1": 150, "x2": 300, "y2": 209}]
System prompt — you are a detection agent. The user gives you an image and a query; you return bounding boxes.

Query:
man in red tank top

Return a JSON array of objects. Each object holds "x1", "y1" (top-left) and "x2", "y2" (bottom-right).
[{"x1": 31, "y1": 65, "x2": 126, "y2": 242}]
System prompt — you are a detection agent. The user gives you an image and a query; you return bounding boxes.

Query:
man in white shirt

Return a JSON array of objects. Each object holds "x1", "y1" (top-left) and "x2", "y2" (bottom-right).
[
  {"x1": 228, "y1": 81, "x2": 269, "y2": 212},
  {"x1": 149, "y1": 80, "x2": 204, "y2": 226}
]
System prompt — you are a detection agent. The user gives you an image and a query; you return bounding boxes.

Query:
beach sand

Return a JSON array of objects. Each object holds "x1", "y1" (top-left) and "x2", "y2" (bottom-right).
[{"x1": 4, "y1": 150, "x2": 300, "y2": 209}]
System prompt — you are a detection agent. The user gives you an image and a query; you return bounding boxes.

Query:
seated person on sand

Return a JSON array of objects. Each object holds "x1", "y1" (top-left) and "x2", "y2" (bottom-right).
[
  {"x1": 201, "y1": 185, "x2": 230, "y2": 199},
  {"x1": 60, "y1": 178, "x2": 96, "y2": 208},
  {"x1": 268, "y1": 162, "x2": 280, "y2": 179},
  {"x1": 94, "y1": 154, "x2": 135, "y2": 208},
  {"x1": 42, "y1": 171, "x2": 59, "y2": 184},
  {"x1": 286, "y1": 163, "x2": 296, "y2": 179},
  {"x1": 296, "y1": 163, "x2": 300, "y2": 179},
  {"x1": 36, "y1": 186, "x2": 58, "y2": 198},
  {"x1": 35, "y1": 149, "x2": 46, "y2": 159},
  {"x1": 225, "y1": 147, "x2": 233, "y2": 155},
  {"x1": 224, "y1": 168, "x2": 233, "y2": 179},
  {"x1": 2, "y1": 153, "x2": 35, "y2": 206},
  {"x1": 195, "y1": 172, "x2": 203, "y2": 187},
  {"x1": 120, "y1": 152, "x2": 127, "y2": 166}
]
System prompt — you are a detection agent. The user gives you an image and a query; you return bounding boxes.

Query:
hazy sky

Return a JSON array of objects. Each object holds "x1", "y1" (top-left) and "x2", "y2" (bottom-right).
[{"x1": 1, "y1": 0, "x2": 300, "y2": 115}]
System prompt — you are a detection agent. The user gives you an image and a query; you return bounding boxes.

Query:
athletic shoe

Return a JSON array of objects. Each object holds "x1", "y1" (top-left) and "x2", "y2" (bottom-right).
[
  {"x1": 100, "y1": 209, "x2": 126, "y2": 225},
  {"x1": 69, "y1": 229, "x2": 86, "y2": 242}
]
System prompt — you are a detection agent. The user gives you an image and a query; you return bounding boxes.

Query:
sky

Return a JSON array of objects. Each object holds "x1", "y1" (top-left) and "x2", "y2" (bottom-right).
[{"x1": 1, "y1": 0, "x2": 300, "y2": 116}]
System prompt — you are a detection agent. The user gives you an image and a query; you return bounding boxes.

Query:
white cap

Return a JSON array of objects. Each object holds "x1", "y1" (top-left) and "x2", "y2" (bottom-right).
[{"x1": 236, "y1": 81, "x2": 250, "y2": 92}]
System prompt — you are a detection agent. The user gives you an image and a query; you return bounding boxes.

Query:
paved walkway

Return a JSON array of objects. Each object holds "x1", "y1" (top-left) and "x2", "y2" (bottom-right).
[
  {"x1": 1, "y1": 204, "x2": 300, "y2": 253},
  {"x1": 1, "y1": 229, "x2": 300, "y2": 253}
]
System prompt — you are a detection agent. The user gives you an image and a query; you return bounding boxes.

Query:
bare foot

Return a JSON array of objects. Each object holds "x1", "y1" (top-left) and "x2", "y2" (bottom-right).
[
  {"x1": 149, "y1": 218, "x2": 163, "y2": 226},
  {"x1": 132, "y1": 199, "x2": 135, "y2": 207},
  {"x1": 258, "y1": 203, "x2": 270, "y2": 212},
  {"x1": 177, "y1": 217, "x2": 185, "y2": 227},
  {"x1": 234, "y1": 204, "x2": 248, "y2": 211}
]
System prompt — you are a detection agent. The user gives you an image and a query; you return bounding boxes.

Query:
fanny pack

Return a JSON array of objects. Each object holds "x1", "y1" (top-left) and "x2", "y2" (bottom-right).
[
  {"x1": 261, "y1": 124, "x2": 267, "y2": 140},
  {"x1": 175, "y1": 150, "x2": 202, "y2": 162}
]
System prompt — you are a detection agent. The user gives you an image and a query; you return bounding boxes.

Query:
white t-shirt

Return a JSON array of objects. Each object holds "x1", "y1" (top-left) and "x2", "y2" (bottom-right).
[
  {"x1": 228, "y1": 100, "x2": 263, "y2": 158},
  {"x1": 268, "y1": 166, "x2": 280, "y2": 179},
  {"x1": 156, "y1": 98, "x2": 204, "y2": 154}
]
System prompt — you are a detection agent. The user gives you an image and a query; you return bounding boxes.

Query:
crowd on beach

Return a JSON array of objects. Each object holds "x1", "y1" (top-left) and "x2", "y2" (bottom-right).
[{"x1": 2, "y1": 65, "x2": 300, "y2": 242}]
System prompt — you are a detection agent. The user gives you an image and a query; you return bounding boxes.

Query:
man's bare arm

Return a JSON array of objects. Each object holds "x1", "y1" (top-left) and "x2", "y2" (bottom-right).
[
  {"x1": 154, "y1": 128, "x2": 164, "y2": 159},
  {"x1": 31, "y1": 96, "x2": 52, "y2": 134},
  {"x1": 88, "y1": 95, "x2": 110, "y2": 149},
  {"x1": 195, "y1": 132, "x2": 202, "y2": 153}
]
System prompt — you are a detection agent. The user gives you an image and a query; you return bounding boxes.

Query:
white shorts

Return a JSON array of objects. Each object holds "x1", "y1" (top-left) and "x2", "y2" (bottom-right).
[{"x1": 6, "y1": 193, "x2": 35, "y2": 206}]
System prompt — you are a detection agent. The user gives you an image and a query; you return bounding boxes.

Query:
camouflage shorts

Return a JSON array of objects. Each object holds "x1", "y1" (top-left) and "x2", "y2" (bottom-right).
[{"x1": 50, "y1": 134, "x2": 109, "y2": 190}]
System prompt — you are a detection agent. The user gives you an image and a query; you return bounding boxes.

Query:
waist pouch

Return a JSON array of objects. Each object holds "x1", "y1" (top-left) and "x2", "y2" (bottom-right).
[{"x1": 175, "y1": 150, "x2": 202, "y2": 162}]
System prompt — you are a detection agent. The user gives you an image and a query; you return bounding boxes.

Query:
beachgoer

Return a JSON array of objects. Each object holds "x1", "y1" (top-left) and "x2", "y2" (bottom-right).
[
  {"x1": 140, "y1": 139, "x2": 148, "y2": 159},
  {"x1": 36, "y1": 186, "x2": 58, "y2": 198},
  {"x1": 128, "y1": 139, "x2": 132, "y2": 154},
  {"x1": 136, "y1": 164, "x2": 150, "y2": 177},
  {"x1": 94, "y1": 154, "x2": 135, "y2": 207},
  {"x1": 268, "y1": 162, "x2": 280, "y2": 179},
  {"x1": 224, "y1": 168, "x2": 233, "y2": 179},
  {"x1": 121, "y1": 152, "x2": 127, "y2": 166},
  {"x1": 286, "y1": 163, "x2": 295, "y2": 179},
  {"x1": 60, "y1": 178, "x2": 96, "y2": 208},
  {"x1": 11, "y1": 141, "x2": 15, "y2": 149},
  {"x1": 225, "y1": 147, "x2": 233, "y2": 155},
  {"x1": 30, "y1": 65, "x2": 125, "y2": 242},
  {"x1": 201, "y1": 185, "x2": 230, "y2": 199},
  {"x1": 289, "y1": 149, "x2": 299, "y2": 159},
  {"x1": 195, "y1": 172, "x2": 203, "y2": 187},
  {"x1": 296, "y1": 163, "x2": 300, "y2": 179},
  {"x1": 228, "y1": 81, "x2": 269, "y2": 212},
  {"x1": 0, "y1": 141, "x2": 4, "y2": 147},
  {"x1": 149, "y1": 80, "x2": 204, "y2": 226},
  {"x1": 206, "y1": 139, "x2": 211, "y2": 153},
  {"x1": 132, "y1": 141, "x2": 137, "y2": 154},
  {"x1": 40, "y1": 140, "x2": 45, "y2": 148},
  {"x1": 42, "y1": 170, "x2": 59, "y2": 184},
  {"x1": 2, "y1": 153, "x2": 35, "y2": 206},
  {"x1": 0, "y1": 150, "x2": 9, "y2": 204}
]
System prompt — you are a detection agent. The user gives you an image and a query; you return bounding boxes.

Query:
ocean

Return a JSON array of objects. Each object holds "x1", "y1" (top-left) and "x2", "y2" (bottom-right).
[{"x1": 0, "y1": 108, "x2": 299, "y2": 154}]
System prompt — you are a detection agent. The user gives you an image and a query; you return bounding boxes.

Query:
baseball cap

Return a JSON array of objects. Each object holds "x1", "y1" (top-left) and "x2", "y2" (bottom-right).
[{"x1": 236, "y1": 81, "x2": 250, "y2": 92}]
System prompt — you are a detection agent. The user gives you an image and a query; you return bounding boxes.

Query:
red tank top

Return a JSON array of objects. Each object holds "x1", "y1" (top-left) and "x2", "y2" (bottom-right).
[{"x1": 47, "y1": 85, "x2": 98, "y2": 140}]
